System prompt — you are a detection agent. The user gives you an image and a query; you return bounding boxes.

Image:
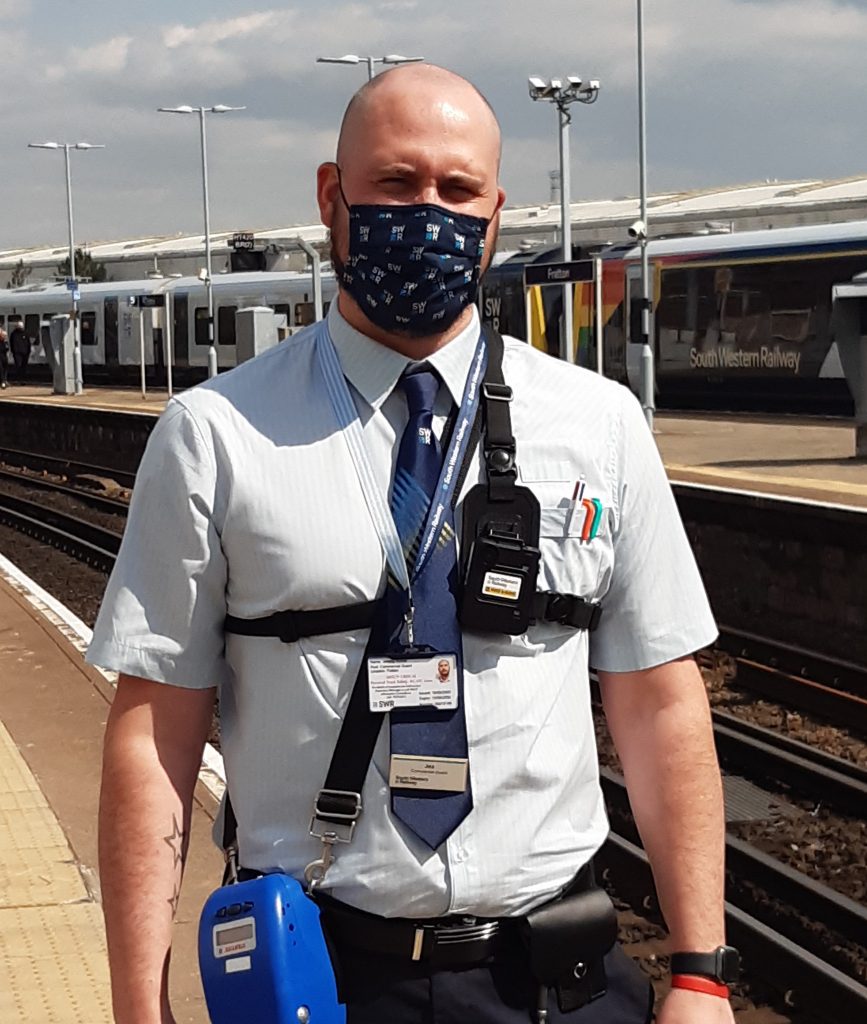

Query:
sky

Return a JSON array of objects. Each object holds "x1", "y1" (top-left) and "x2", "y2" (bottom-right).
[{"x1": 2, "y1": 0, "x2": 867, "y2": 249}]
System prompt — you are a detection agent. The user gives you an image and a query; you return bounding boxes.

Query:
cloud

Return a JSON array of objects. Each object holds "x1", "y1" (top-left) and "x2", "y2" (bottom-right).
[{"x1": 5, "y1": 0, "x2": 867, "y2": 249}]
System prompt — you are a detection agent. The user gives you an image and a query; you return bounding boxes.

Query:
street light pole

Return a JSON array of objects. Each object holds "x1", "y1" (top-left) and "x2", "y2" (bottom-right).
[
  {"x1": 316, "y1": 53, "x2": 424, "y2": 80},
  {"x1": 528, "y1": 76, "x2": 600, "y2": 363},
  {"x1": 62, "y1": 144, "x2": 80, "y2": 392},
  {"x1": 28, "y1": 140, "x2": 104, "y2": 394},
  {"x1": 557, "y1": 103, "x2": 573, "y2": 363},
  {"x1": 637, "y1": 0, "x2": 655, "y2": 430},
  {"x1": 158, "y1": 104, "x2": 245, "y2": 378},
  {"x1": 197, "y1": 107, "x2": 216, "y2": 379}
]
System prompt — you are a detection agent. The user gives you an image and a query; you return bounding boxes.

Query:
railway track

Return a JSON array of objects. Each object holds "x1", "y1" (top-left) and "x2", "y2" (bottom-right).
[
  {"x1": 715, "y1": 626, "x2": 867, "y2": 734},
  {"x1": 598, "y1": 830, "x2": 867, "y2": 1024},
  {"x1": 0, "y1": 466, "x2": 130, "y2": 517},
  {"x1": 0, "y1": 445, "x2": 137, "y2": 491},
  {"x1": 0, "y1": 492, "x2": 120, "y2": 572}
]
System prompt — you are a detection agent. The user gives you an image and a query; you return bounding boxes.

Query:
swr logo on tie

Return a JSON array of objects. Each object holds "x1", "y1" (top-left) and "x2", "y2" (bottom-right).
[{"x1": 417, "y1": 427, "x2": 432, "y2": 446}]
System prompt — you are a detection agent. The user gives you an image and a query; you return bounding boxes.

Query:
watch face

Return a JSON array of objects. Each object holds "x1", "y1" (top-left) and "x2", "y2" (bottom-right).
[{"x1": 718, "y1": 946, "x2": 741, "y2": 983}]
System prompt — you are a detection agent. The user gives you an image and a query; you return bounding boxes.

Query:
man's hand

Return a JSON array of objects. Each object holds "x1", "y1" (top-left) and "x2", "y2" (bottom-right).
[{"x1": 658, "y1": 988, "x2": 736, "y2": 1023}]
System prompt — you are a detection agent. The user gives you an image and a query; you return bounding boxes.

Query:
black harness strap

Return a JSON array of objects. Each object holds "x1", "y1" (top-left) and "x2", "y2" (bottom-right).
[{"x1": 224, "y1": 600, "x2": 379, "y2": 644}]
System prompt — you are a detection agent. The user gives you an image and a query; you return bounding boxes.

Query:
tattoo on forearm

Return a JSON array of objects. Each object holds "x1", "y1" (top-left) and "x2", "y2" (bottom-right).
[
  {"x1": 163, "y1": 816, "x2": 187, "y2": 868},
  {"x1": 163, "y1": 815, "x2": 188, "y2": 918},
  {"x1": 168, "y1": 882, "x2": 181, "y2": 916}
]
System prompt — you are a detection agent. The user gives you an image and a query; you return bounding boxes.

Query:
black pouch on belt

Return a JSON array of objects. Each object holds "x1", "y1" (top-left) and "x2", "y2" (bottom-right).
[{"x1": 519, "y1": 886, "x2": 618, "y2": 1013}]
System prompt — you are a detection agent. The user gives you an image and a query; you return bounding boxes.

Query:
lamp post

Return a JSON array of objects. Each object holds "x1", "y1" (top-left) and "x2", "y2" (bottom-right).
[
  {"x1": 28, "y1": 140, "x2": 104, "y2": 394},
  {"x1": 637, "y1": 0, "x2": 654, "y2": 430},
  {"x1": 157, "y1": 104, "x2": 245, "y2": 378},
  {"x1": 316, "y1": 53, "x2": 424, "y2": 81},
  {"x1": 528, "y1": 77, "x2": 600, "y2": 363}
]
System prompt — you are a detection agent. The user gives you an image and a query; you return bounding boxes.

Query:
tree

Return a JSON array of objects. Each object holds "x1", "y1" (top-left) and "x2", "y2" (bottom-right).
[
  {"x1": 7, "y1": 259, "x2": 31, "y2": 288},
  {"x1": 56, "y1": 248, "x2": 108, "y2": 283}
]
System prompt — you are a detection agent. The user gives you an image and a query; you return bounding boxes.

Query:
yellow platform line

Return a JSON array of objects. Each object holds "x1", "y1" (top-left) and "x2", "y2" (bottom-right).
[
  {"x1": 0, "y1": 721, "x2": 112, "y2": 1023},
  {"x1": 666, "y1": 463, "x2": 867, "y2": 507}
]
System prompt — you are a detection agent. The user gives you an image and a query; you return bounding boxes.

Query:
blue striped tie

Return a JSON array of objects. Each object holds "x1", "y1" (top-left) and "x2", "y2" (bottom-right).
[{"x1": 386, "y1": 367, "x2": 472, "y2": 848}]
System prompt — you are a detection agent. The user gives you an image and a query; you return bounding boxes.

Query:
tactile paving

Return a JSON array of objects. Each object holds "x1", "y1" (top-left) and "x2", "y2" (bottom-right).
[{"x1": 0, "y1": 719, "x2": 112, "y2": 1022}]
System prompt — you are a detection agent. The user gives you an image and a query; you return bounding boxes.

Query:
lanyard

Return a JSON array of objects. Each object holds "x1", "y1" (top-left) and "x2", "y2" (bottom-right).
[{"x1": 315, "y1": 320, "x2": 487, "y2": 594}]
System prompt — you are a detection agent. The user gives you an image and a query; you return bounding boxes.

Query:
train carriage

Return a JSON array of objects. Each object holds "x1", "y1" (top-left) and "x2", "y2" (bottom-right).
[{"x1": 482, "y1": 221, "x2": 867, "y2": 413}]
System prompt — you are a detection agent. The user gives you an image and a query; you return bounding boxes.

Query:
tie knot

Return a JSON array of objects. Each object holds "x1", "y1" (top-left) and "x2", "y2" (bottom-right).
[{"x1": 399, "y1": 367, "x2": 440, "y2": 417}]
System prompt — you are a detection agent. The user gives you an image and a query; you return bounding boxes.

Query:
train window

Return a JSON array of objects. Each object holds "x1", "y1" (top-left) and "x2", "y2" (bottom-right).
[
  {"x1": 24, "y1": 314, "x2": 39, "y2": 342},
  {"x1": 194, "y1": 306, "x2": 210, "y2": 346},
  {"x1": 173, "y1": 293, "x2": 189, "y2": 354},
  {"x1": 273, "y1": 303, "x2": 290, "y2": 321},
  {"x1": 294, "y1": 301, "x2": 316, "y2": 326},
  {"x1": 81, "y1": 311, "x2": 97, "y2": 346},
  {"x1": 218, "y1": 306, "x2": 237, "y2": 346}
]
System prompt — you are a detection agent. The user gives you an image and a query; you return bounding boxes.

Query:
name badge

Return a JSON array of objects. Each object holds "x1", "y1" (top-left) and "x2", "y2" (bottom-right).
[
  {"x1": 368, "y1": 653, "x2": 458, "y2": 712},
  {"x1": 389, "y1": 754, "x2": 469, "y2": 793}
]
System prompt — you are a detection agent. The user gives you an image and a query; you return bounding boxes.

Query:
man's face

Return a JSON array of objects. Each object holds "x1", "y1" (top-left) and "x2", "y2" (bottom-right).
[
  {"x1": 318, "y1": 74, "x2": 505, "y2": 301},
  {"x1": 437, "y1": 659, "x2": 450, "y2": 681}
]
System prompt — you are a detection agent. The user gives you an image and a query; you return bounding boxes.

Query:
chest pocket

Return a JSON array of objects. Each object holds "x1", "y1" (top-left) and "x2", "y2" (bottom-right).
[{"x1": 519, "y1": 458, "x2": 615, "y2": 605}]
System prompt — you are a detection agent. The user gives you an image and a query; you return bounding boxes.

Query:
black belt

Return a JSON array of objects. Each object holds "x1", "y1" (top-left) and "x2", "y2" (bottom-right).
[{"x1": 315, "y1": 862, "x2": 596, "y2": 969}]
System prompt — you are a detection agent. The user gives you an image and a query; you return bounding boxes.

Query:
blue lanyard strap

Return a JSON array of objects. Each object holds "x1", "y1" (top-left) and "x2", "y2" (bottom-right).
[
  {"x1": 412, "y1": 336, "x2": 486, "y2": 580},
  {"x1": 315, "y1": 320, "x2": 487, "y2": 592}
]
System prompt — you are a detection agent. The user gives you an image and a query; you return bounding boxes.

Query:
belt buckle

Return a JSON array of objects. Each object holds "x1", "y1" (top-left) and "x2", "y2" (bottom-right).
[{"x1": 411, "y1": 917, "x2": 500, "y2": 962}]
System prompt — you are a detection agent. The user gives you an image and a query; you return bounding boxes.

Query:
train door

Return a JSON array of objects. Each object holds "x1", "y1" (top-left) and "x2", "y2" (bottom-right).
[
  {"x1": 117, "y1": 298, "x2": 138, "y2": 365},
  {"x1": 104, "y1": 297, "x2": 119, "y2": 367},
  {"x1": 625, "y1": 266, "x2": 644, "y2": 392},
  {"x1": 172, "y1": 293, "x2": 189, "y2": 367},
  {"x1": 217, "y1": 304, "x2": 238, "y2": 368}
]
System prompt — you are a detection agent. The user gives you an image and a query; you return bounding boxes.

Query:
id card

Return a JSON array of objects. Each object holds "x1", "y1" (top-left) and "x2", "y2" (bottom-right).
[{"x1": 368, "y1": 653, "x2": 458, "y2": 712}]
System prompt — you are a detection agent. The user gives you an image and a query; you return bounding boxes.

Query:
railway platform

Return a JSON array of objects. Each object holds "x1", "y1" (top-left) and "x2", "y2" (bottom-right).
[
  {"x1": 0, "y1": 556, "x2": 223, "y2": 1024},
  {"x1": 1, "y1": 383, "x2": 866, "y2": 506}
]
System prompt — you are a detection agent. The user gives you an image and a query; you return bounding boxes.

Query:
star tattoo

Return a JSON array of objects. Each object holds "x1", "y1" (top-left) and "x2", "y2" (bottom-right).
[
  {"x1": 167, "y1": 883, "x2": 181, "y2": 917},
  {"x1": 163, "y1": 816, "x2": 186, "y2": 869}
]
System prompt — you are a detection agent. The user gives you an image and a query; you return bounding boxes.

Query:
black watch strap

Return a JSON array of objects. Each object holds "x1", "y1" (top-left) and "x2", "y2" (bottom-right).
[{"x1": 670, "y1": 947, "x2": 740, "y2": 984}]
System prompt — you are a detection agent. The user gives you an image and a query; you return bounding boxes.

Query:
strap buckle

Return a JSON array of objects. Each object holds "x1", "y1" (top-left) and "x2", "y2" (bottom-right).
[
  {"x1": 482, "y1": 382, "x2": 513, "y2": 402},
  {"x1": 305, "y1": 789, "x2": 363, "y2": 893}
]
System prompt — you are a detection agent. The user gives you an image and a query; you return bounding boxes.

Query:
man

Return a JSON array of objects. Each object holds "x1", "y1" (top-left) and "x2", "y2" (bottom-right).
[
  {"x1": 91, "y1": 65, "x2": 735, "y2": 1024},
  {"x1": 9, "y1": 319, "x2": 29, "y2": 382},
  {"x1": 0, "y1": 326, "x2": 8, "y2": 388}
]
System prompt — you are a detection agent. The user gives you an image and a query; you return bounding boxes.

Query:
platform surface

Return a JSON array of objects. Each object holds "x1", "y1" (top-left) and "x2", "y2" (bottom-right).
[
  {"x1": 657, "y1": 412, "x2": 867, "y2": 508},
  {"x1": 0, "y1": 566, "x2": 222, "y2": 1023},
  {"x1": 2, "y1": 384, "x2": 866, "y2": 506}
]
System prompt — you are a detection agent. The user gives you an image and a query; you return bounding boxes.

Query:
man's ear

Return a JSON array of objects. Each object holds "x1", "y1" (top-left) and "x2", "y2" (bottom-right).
[{"x1": 317, "y1": 162, "x2": 341, "y2": 228}]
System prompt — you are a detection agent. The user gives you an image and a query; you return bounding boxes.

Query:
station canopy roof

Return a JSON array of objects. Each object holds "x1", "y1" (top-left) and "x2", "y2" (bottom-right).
[{"x1": 4, "y1": 175, "x2": 867, "y2": 269}]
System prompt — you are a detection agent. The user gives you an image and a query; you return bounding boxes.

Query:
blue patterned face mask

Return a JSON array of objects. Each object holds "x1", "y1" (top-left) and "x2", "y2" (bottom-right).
[{"x1": 338, "y1": 199, "x2": 489, "y2": 337}]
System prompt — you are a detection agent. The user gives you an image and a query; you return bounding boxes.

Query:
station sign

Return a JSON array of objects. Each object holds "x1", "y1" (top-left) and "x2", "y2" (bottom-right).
[
  {"x1": 129, "y1": 294, "x2": 166, "y2": 308},
  {"x1": 231, "y1": 232, "x2": 255, "y2": 251},
  {"x1": 523, "y1": 260, "x2": 594, "y2": 286},
  {"x1": 65, "y1": 278, "x2": 78, "y2": 291}
]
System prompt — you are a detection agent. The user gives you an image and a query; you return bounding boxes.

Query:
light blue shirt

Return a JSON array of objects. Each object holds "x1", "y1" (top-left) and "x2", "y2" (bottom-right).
[{"x1": 88, "y1": 303, "x2": 717, "y2": 918}]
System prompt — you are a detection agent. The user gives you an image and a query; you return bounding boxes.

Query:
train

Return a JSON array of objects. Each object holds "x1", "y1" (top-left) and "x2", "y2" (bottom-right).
[
  {"x1": 0, "y1": 272, "x2": 338, "y2": 384},
  {"x1": 1, "y1": 219, "x2": 864, "y2": 413},
  {"x1": 481, "y1": 219, "x2": 867, "y2": 413}
]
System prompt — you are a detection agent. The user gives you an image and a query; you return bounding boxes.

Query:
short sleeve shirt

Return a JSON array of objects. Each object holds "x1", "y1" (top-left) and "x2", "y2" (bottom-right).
[{"x1": 88, "y1": 304, "x2": 717, "y2": 918}]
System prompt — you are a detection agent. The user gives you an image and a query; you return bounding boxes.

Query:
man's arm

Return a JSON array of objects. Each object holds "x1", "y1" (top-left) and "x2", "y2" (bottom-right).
[
  {"x1": 599, "y1": 656, "x2": 734, "y2": 1023},
  {"x1": 99, "y1": 674, "x2": 216, "y2": 1024}
]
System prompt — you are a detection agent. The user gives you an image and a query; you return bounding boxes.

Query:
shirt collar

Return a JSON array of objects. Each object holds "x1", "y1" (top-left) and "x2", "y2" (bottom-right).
[{"x1": 326, "y1": 302, "x2": 482, "y2": 411}]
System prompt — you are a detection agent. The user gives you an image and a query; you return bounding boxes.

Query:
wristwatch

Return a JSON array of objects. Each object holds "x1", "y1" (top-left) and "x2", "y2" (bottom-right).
[{"x1": 670, "y1": 946, "x2": 741, "y2": 984}]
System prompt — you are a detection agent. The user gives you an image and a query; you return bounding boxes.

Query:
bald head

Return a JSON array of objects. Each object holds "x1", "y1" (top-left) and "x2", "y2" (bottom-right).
[
  {"x1": 336, "y1": 63, "x2": 501, "y2": 169},
  {"x1": 316, "y1": 62, "x2": 506, "y2": 352}
]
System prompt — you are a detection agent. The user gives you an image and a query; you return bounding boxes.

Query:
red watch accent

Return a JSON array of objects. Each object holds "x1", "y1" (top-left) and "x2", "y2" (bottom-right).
[{"x1": 671, "y1": 975, "x2": 730, "y2": 999}]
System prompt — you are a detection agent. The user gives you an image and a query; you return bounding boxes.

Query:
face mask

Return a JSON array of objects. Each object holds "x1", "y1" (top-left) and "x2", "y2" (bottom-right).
[{"x1": 337, "y1": 189, "x2": 489, "y2": 337}]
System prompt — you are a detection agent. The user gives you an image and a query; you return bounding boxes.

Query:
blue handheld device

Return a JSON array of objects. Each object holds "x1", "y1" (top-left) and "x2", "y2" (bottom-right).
[{"x1": 198, "y1": 874, "x2": 345, "y2": 1024}]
